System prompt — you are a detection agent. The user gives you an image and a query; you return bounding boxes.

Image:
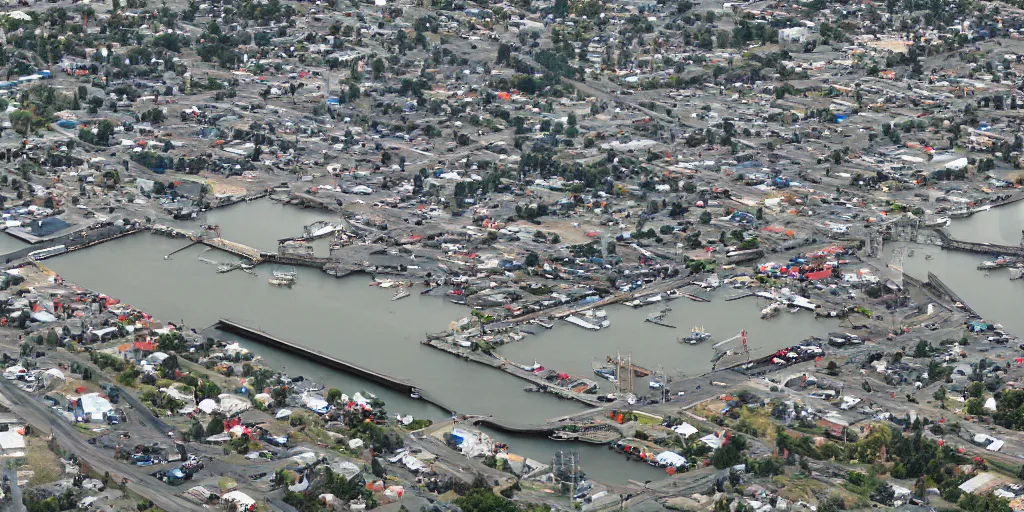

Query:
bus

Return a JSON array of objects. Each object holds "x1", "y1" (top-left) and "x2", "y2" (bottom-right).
[{"x1": 28, "y1": 245, "x2": 67, "y2": 261}]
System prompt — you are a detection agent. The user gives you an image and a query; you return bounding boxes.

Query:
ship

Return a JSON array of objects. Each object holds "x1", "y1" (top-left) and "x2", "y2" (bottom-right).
[
  {"x1": 391, "y1": 287, "x2": 410, "y2": 301},
  {"x1": 679, "y1": 326, "x2": 711, "y2": 345},
  {"x1": 1011, "y1": 267, "x2": 1024, "y2": 281}
]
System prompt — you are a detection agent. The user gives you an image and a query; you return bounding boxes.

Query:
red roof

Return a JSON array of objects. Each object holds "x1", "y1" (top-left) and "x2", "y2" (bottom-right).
[{"x1": 134, "y1": 341, "x2": 156, "y2": 352}]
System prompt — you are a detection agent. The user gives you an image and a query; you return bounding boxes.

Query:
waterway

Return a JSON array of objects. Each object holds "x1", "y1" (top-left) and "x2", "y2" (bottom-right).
[
  {"x1": 0, "y1": 232, "x2": 28, "y2": 255},
  {"x1": 883, "y1": 241, "x2": 1024, "y2": 335},
  {"x1": 43, "y1": 199, "x2": 845, "y2": 484},
  {"x1": 946, "y1": 199, "x2": 1024, "y2": 246},
  {"x1": 499, "y1": 294, "x2": 837, "y2": 390}
]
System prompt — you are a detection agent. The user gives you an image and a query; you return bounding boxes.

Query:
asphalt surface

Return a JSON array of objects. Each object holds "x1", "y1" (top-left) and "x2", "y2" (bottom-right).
[
  {"x1": 0, "y1": 380, "x2": 205, "y2": 512},
  {"x1": 3, "y1": 469, "x2": 25, "y2": 512}
]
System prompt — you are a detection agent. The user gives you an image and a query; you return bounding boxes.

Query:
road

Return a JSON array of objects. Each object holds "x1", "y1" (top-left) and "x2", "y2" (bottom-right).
[
  {"x1": 0, "y1": 381, "x2": 205, "y2": 512},
  {"x1": 3, "y1": 469, "x2": 25, "y2": 512}
]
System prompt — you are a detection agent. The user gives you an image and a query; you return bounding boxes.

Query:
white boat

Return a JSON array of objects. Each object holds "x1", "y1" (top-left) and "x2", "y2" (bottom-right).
[
  {"x1": 410, "y1": 389, "x2": 421, "y2": 399},
  {"x1": 1011, "y1": 267, "x2": 1024, "y2": 281},
  {"x1": 392, "y1": 287, "x2": 410, "y2": 301},
  {"x1": 761, "y1": 302, "x2": 783, "y2": 319},
  {"x1": 269, "y1": 278, "x2": 294, "y2": 287}
]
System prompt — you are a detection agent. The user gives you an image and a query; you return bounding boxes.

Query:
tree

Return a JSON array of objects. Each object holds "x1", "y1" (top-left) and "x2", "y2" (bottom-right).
[
  {"x1": 371, "y1": 457, "x2": 385, "y2": 478},
  {"x1": 453, "y1": 489, "x2": 520, "y2": 512},
  {"x1": 326, "y1": 388, "x2": 341, "y2": 404},
  {"x1": 496, "y1": 43, "x2": 512, "y2": 65},
  {"x1": 9, "y1": 110, "x2": 32, "y2": 137},
  {"x1": 699, "y1": 211, "x2": 712, "y2": 224},
  {"x1": 825, "y1": 361, "x2": 840, "y2": 376},
  {"x1": 913, "y1": 339, "x2": 930, "y2": 358},
  {"x1": 524, "y1": 252, "x2": 540, "y2": 267},
  {"x1": 96, "y1": 120, "x2": 114, "y2": 146},
  {"x1": 371, "y1": 58, "x2": 385, "y2": 79}
]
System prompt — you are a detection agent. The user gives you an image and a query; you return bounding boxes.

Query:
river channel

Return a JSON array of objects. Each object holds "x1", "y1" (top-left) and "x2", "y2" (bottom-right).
[{"x1": 42, "y1": 199, "x2": 850, "y2": 483}]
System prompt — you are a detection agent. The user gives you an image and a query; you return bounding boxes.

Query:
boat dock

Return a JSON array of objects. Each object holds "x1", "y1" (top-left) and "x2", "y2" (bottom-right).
[
  {"x1": 724, "y1": 292, "x2": 753, "y2": 301},
  {"x1": 563, "y1": 315, "x2": 601, "y2": 331}
]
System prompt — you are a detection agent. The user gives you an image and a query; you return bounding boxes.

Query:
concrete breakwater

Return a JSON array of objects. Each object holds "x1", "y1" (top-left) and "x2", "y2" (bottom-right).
[
  {"x1": 213, "y1": 319, "x2": 452, "y2": 412},
  {"x1": 935, "y1": 228, "x2": 1024, "y2": 257}
]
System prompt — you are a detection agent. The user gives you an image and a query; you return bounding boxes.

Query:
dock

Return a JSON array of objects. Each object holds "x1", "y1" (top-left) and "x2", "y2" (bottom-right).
[
  {"x1": 563, "y1": 315, "x2": 601, "y2": 330},
  {"x1": 724, "y1": 292, "x2": 753, "y2": 301},
  {"x1": 679, "y1": 292, "x2": 710, "y2": 303}
]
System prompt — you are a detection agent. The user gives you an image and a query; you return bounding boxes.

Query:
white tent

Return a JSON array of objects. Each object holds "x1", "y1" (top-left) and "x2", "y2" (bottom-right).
[
  {"x1": 197, "y1": 399, "x2": 218, "y2": 414},
  {"x1": 655, "y1": 451, "x2": 688, "y2": 468},
  {"x1": 222, "y1": 491, "x2": 256, "y2": 510},
  {"x1": 42, "y1": 368, "x2": 65, "y2": 385},
  {"x1": 275, "y1": 409, "x2": 293, "y2": 419},
  {"x1": 672, "y1": 423, "x2": 698, "y2": 438}
]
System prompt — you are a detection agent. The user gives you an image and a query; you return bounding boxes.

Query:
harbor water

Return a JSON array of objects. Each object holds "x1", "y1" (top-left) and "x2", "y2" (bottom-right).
[
  {"x1": 42, "y1": 200, "x2": 847, "y2": 484},
  {"x1": 945, "y1": 200, "x2": 1024, "y2": 246}
]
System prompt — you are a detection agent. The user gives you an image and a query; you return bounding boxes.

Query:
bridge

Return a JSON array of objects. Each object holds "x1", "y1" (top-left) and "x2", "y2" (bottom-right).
[{"x1": 934, "y1": 228, "x2": 1024, "y2": 257}]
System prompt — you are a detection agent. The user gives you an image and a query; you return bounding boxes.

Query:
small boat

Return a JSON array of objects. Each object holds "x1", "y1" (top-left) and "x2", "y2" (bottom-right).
[
  {"x1": 761, "y1": 302, "x2": 783, "y2": 319},
  {"x1": 1011, "y1": 267, "x2": 1024, "y2": 280},
  {"x1": 907, "y1": 249, "x2": 915, "y2": 257},
  {"x1": 391, "y1": 287, "x2": 410, "y2": 301},
  {"x1": 269, "y1": 278, "x2": 293, "y2": 287},
  {"x1": 679, "y1": 326, "x2": 711, "y2": 345},
  {"x1": 410, "y1": 389, "x2": 421, "y2": 399}
]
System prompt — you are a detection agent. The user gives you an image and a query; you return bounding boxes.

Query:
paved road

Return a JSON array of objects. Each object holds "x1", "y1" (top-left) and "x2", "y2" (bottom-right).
[
  {"x1": 0, "y1": 381, "x2": 205, "y2": 512},
  {"x1": 3, "y1": 469, "x2": 25, "y2": 512}
]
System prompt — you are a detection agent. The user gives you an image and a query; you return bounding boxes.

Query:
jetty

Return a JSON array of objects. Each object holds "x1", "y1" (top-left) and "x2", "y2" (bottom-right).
[
  {"x1": 216, "y1": 319, "x2": 418, "y2": 394},
  {"x1": 935, "y1": 228, "x2": 1024, "y2": 257},
  {"x1": 644, "y1": 307, "x2": 676, "y2": 328}
]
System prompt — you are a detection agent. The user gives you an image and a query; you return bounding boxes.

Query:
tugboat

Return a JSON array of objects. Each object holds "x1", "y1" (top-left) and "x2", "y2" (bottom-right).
[{"x1": 679, "y1": 326, "x2": 712, "y2": 345}]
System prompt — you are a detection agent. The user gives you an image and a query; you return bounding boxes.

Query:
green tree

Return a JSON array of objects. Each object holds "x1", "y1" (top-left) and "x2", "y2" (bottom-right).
[
  {"x1": 699, "y1": 210, "x2": 712, "y2": 224},
  {"x1": 326, "y1": 388, "x2": 341, "y2": 404},
  {"x1": 524, "y1": 252, "x2": 540, "y2": 267},
  {"x1": 9, "y1": 110, "x2": 32, "y2": 137},
  {"x1": 453, "y1": 489, "x2": 520, "y2": 512}
]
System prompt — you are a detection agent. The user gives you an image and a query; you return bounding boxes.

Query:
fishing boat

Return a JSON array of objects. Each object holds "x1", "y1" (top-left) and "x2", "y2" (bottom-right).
[
  {"x1": 761, "y1": 302, "x2": 783, "y2": 319},
  {"x1": 391, "y1": 287, "x2": 410, "y2": 301},
  {"x1": 269, "y1": 278, "x2": 294, "y2": 287},
  {"x1": 593, "y1": 364, "x2": 617, "y2": 383},
  {"x1": 679, "y1": 326, "x2": 711, "y2": 345},
  {"x1": 273, "y1": 266, "x2": 298, "y2": 281},
  {"x1": 924, "y1": 216, "x2": 951, "y2": 227},
  {"x1": 1011, "y1": 267, "x2": 1024, "y2": 281},
  {"x1": 410, "y1": 389, "x2": 421, "y2": 399}
]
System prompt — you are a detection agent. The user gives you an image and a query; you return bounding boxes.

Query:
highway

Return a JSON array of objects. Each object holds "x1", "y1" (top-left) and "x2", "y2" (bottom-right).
[{"x1": 0, "y1": 381, "x2": 206, "y2": 512}]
